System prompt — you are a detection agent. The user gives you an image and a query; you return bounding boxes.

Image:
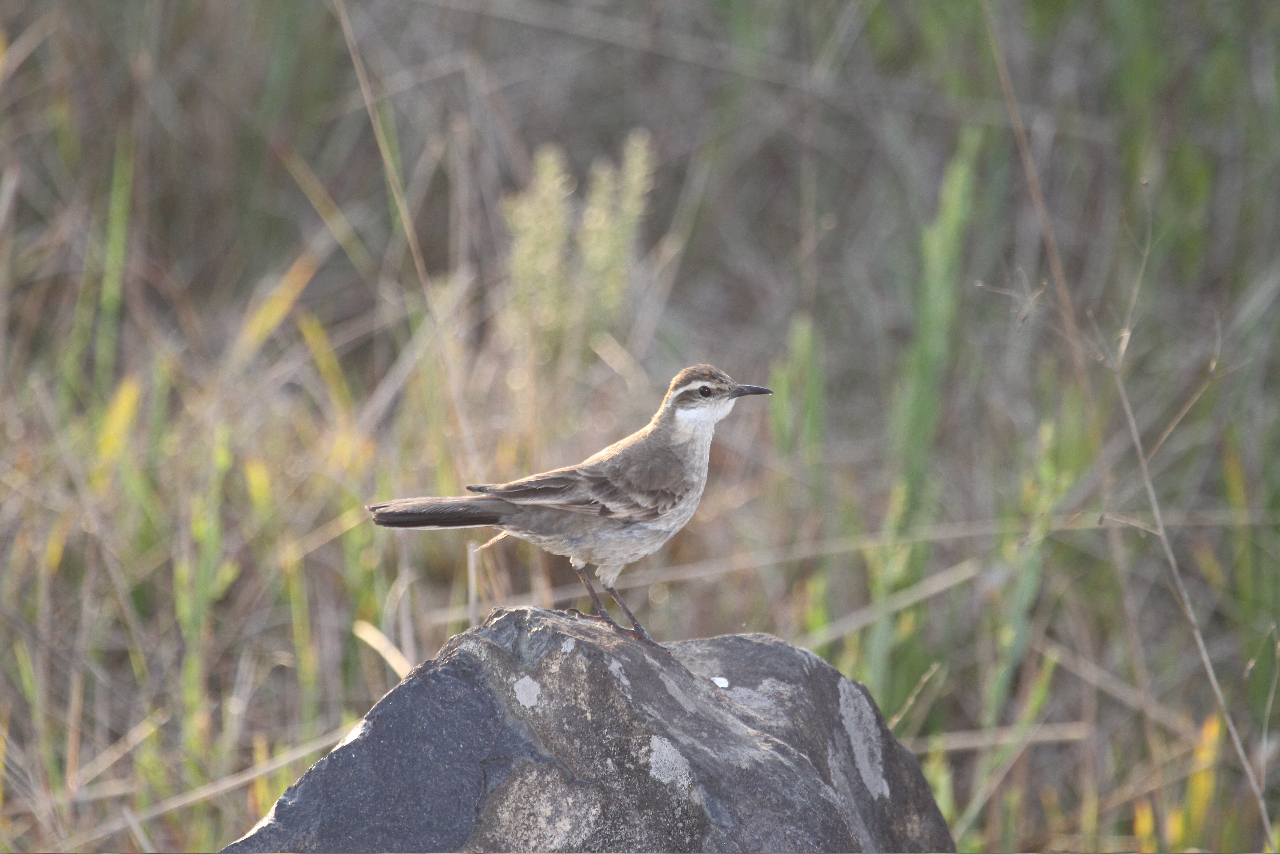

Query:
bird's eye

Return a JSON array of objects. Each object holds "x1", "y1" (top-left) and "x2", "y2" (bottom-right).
[{"x1": 698, "y1": 386, "x2": 712, "y2": 398}]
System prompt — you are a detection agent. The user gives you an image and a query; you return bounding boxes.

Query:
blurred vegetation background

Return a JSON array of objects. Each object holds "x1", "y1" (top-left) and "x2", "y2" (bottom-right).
[{"x1": 1, "y1": 1, "x2": 1278, "y2": 851}]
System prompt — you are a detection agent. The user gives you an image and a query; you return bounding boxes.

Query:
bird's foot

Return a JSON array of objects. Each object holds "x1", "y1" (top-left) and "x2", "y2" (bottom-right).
[
  {"x1": 633, "y1": 630, "x2": 671, "y2": 653},
  {"x1": 619, "y1": 622, "x2": 654, "y2": 644},
  {"x1": 566, "y1": 607, "x2": 624, "y2": 629},
  {"x1": 603, "y1": 619, "x2": 667, "y2": 650},
  {"x1": 565, "y1": 608, "x2": 664, "y2": 648},
  {"x1": 612, "y1": 619, "x2": 670, "y2": 651},
  {"x1": 600, "y1": 585, "x2": 665, "y2": 649}
]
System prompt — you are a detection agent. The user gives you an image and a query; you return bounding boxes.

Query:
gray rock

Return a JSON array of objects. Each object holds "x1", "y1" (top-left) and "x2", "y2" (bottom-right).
[{"x1": 223, "y1": 608, "x2": 953, "y2": 853}]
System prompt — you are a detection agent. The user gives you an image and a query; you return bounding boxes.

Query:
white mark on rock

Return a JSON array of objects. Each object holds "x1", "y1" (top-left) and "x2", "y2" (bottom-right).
[
  {"x1": 608, "y1": 657, "x2": 630, "y2": 688},
  {"x1": 659, "y1": 671, "x2": 700, "y2": 715},
  {"x1": 648, "y1": 735, "x2": 693, "y2": 791},
  {"x1": 798, "y1": 646, "x2": 824, "y2": 671},
  {"x1": 560, "y1": 637, "x2": 576, "y2": 653},
  {"x1": 456, "y1": 638, "x2": 487, "y2": 660},
  {"x1": 726, "y1": 686, "x2": 778, "y2": 718},
  {"x1": 514, "y1": 675, "x2": 542, "y2": 708},
  {"x1": 711, "y1": 676, "x2": 729, "y2": 688},
  {"x1": 482, "y1": 763, "x2": 602, "y2": 851},
  {"x1": 725, "y1": 677, "x2": 794, "y2": 720},
  {"x1": 827, "y1": 741, "x2": 877, "y2": 851},
  {"x1": 839, "y1": 678, "x2": 890, "y2": 800}
]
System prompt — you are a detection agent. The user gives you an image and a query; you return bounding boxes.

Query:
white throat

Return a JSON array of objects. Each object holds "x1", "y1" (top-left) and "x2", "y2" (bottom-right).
[{"x1": 671, "y1": 398, "x2": 735, "y2": 444}]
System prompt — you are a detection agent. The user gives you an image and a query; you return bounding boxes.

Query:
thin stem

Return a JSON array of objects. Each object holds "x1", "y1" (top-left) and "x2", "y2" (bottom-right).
[
  {"x1": 1113, "y1": 367, "x2": 1274, "y2": 849},
  {"x1": 333, "y1": 0, "x2": 482, "y2": 481},
  {"x1": 981, "y1": 0, "x2": 1085, "y2": 386}
]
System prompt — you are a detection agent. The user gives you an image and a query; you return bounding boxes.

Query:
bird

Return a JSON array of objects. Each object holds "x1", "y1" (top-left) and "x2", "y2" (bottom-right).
[{"x1": 368, "y1": 365, "x2": 771, "y2": 643}]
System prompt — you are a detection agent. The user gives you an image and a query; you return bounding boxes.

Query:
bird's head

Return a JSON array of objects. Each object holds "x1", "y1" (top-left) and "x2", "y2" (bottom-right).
[{"x1": 658, "y1": 364, "x2": 772, "y2": 437}]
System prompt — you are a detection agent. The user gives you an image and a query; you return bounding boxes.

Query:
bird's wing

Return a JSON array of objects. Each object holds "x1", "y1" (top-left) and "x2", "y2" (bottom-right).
[
  {"x1": 467, "y1": 472, "x2": 599, "y2": 511},
  {"x1": 467, "y1": 448, "x2": 687, "y2": 522}
]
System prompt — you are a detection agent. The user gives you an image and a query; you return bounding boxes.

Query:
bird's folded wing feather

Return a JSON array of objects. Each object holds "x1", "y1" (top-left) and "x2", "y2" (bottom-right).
[{"x1": 467, "y1": 458, "x2": 685, "y2": 522}]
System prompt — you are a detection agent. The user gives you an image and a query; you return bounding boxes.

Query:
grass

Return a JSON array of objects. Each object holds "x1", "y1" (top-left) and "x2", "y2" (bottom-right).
[{"x1": 2, "y1": 2, "x2": 1279, "y2": 851}]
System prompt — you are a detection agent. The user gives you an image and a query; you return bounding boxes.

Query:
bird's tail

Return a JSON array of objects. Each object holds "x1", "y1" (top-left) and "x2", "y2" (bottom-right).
[{"x1": 367, "y1": 495, "x2": 507, "y2": 529}]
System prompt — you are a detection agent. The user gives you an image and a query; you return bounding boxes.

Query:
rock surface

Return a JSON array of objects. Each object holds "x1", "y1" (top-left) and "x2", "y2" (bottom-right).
[{"x1": 223, "y1": 607, "x2": 953, "y2": 853}]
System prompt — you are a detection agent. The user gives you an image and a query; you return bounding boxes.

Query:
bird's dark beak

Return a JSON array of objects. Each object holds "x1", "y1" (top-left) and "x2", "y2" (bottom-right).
[{"x1": 730, "y1": 384, "x2": 772, "y2": 398}]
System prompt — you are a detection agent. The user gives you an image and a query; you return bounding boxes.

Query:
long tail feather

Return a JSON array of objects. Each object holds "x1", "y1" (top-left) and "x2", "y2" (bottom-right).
[{"x1": 367, "y1": 496, "x2": 506, "y2": 529}]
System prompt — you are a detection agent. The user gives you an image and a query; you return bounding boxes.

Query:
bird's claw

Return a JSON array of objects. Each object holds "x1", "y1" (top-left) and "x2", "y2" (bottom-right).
[
  {"x1": 565, "y1": 608, "x2": 662, "y2": 648},
  {"x1": 567, "y1": 608, "x2": 621, "y2": 627}
]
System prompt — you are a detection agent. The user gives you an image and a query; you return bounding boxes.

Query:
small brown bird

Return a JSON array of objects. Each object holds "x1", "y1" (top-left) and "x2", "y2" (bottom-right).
[{"x1": 369, "y1": 365, "x2": 771, "y2": 642}]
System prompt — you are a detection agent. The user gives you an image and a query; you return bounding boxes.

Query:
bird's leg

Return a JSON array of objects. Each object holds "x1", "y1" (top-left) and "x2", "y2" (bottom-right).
[
  {"x1": 569, "y1": 561, "x2": 624, "y2": 629},
  {"x1": 570, "y1": 562, "x2": 660, "y2": 646},
  {"x1": 604, "y1": 585, "x2": 657, "y2": 645}
]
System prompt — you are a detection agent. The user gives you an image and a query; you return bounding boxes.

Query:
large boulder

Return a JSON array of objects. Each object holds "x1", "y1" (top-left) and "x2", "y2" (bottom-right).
[{"x1": 224, "y1": 607, "x2": 953, "y2": 853}]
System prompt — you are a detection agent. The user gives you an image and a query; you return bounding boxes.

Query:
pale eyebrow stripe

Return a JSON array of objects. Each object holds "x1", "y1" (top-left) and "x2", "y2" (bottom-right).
[{"x1": 671, "y1": 380, "x2": 713, "y2": 398}]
